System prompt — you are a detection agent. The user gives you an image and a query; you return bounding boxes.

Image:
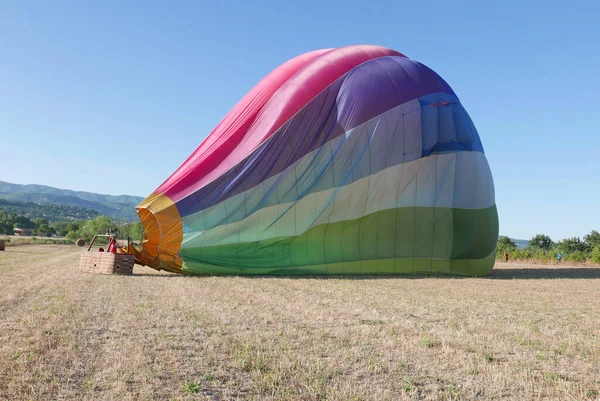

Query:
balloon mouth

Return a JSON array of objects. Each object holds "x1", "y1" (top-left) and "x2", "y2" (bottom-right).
[{"x1": 135, "y1": 193, "x2": 183, "y2": 273}]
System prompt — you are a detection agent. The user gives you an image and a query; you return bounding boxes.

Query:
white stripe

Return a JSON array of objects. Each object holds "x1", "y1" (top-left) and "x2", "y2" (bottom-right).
[{"x1": 182, "y1": 151, "x2": 495, "y2": 249}]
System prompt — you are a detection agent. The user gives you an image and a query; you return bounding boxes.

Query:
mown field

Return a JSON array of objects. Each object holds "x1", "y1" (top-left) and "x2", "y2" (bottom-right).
[{"x1": 1, "y1": 245, "x2": 599, "y2": 400}]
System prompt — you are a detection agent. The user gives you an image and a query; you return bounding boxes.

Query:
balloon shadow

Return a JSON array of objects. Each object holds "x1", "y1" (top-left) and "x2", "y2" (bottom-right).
[
  {"x1": 489, "y1": 267, "x2": 600, "y2": 280},
  {"x1": 131, "y1": 267, "x2": 600, "y2": 280}
]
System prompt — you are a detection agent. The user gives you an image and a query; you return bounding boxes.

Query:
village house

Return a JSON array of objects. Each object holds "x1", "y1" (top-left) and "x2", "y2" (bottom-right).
[{"x1": 13, "y1": 227, "x2": 34, "y2": 236}]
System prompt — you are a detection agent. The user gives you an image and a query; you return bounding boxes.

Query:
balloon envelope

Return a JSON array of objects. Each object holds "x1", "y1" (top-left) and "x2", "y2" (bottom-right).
[{"x1": 136, "y1": 45, "x2": 498, "y2": 276}]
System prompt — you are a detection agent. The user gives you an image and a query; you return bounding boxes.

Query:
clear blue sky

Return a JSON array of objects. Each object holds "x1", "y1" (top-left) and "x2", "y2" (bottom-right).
[{"x1": 1, "y1": 1, "x2": 599, "y2": 241}]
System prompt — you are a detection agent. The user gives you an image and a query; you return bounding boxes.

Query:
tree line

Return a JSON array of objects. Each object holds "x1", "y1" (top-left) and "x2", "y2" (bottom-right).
[
  {"x1": 64, "y1": 216, "x2": 143, "y2": 243},
  {"x1": 497, "y1": 231, "x2": 600, "y2": 263},
  {"x1": 0, "y1": 198, "x2": 99, "y2": 221},
  {"x1": 0, "y1": 212, "x2": 143, "y2": 242}
]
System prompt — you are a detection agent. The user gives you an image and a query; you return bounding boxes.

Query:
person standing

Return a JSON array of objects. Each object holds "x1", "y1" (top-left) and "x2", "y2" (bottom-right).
[
  {"x1": 108, "y1": 238, "x2": 118, "y2": 254},
  {"x1": 504, "y1": 251, "x2": 509, "y2": 262}
]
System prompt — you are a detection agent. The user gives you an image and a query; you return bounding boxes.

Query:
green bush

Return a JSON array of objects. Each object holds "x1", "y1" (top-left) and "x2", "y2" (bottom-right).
[
  {"x1": 591, "y1": 247, "x2": 600, "y2": 264},
  {"x1": 565, "y1": 251, "x2": 587, "y2": 263},
  {"x1": 496, "y1": 235, "x2": 600, "y2": 265}
]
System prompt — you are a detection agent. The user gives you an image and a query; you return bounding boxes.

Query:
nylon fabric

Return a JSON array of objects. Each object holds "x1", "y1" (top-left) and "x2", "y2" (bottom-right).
[
  {"x1": 175, "y1": 60, "x2": 459, "y2": 216},
  {"x1": 182, "y1": 151, "x2": 494, "y2": 248},
  {"x1": 136, "y1": 193, "x2": 183, "y2": 272},
  {"x1": 161, "y1": 45, "x2": 404, "y2": 203},
  {"x1": 179, "y1": 252, "x2": 497, "y2": 277},
  {"x1": 135, "y1": 45, "x2": 499, "y2": 276},
  {"x1": 180, "y1": 93, "x2": 489, "y2": 234},
  {"x1": 180, "y1": 206, "x2": 498, "y2": 275}
]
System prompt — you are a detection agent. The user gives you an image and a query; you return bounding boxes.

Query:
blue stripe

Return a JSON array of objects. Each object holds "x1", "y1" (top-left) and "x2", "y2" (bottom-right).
[{"x1": 419, "y1": 93, "x2": 484, "y2": 158}]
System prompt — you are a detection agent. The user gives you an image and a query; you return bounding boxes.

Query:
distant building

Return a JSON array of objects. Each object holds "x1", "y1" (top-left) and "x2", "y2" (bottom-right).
[{"x1": 13, "y1": 227, "x2": 34, "y2": 236}]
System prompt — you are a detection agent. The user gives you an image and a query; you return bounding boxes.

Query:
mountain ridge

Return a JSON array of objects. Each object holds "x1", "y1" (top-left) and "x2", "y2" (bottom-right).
[
  {"x1": 0, "y1": 180, "x2": 144, "y2": 222},
  {"x1": 0, "y1": 181, "x2": 143, "y2": 203}
]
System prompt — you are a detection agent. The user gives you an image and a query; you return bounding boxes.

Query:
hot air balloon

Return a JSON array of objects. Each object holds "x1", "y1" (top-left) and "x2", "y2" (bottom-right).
[{"x1": 134, "y1": 45, "x2": 498, "y2": 276}]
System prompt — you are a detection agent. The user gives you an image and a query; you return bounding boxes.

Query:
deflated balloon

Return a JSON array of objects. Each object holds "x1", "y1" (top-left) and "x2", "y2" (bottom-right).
[{"x1": 135, "y1": 45, "x2": 498, "y2": 276}]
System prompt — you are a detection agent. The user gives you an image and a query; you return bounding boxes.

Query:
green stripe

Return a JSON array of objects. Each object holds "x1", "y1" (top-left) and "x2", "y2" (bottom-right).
[
  {"x1": 181, "y1": 252, "x2": 496, "y2": 276},
  {"x1": 180, "y1": 205, "x2": 498, "y2": 276}
]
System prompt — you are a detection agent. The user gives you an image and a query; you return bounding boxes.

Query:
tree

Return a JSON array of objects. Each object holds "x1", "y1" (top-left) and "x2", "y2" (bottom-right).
[
  {"x1": 33, "y1": 218, "x2": 49, "y2": 227},
  {"x1": 116, "y1": 222, "x2": 143, "y2": 241},
  {"x1": 66, "y1": 221, "x2": 83, "y2": 233},
  {"x1": 66, "y1": 230, "x2": 80, "y2": 242},
  {"x1": 528, "y1": 234, "x2": 553, "y2": 251},
  {"x1": 556, "y1": 237, "x2": 591, "y2": 253},
  {"x1": 53, "y1": 222, "x2": 70, "y2": 237},
  {"x1": 497, "y1": 236, "x2": 516, "y2": 251},
  {"x1": 118, "y1": 223, "x2": 132, "y2": 239},
  {"x1": 37, "y1": 224, "x2": 51, "y2": 236},
  {"x1": 0, "y1": 220, "x2": 13, "y2": 235},
  {"x1": 79, "y1": 216, "x2": 114, "y2": 241},
  {"x1": 129, "y1": 222, "x2": 143, "y2": 242},
  {"x1": 584, "y1": 230, "x2": 600, "y2": 249},
  {"x1": 12, "y1": 215, "x2": 35, "y2": 229}
]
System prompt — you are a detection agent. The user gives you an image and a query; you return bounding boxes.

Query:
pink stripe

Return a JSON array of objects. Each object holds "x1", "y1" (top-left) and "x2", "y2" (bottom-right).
[
  {"x1": 154, "y1": 49, "x2": 331, "y2": 197},
  {"x1": 158, "y1": 45, "x2": 405, "y2": 203}
]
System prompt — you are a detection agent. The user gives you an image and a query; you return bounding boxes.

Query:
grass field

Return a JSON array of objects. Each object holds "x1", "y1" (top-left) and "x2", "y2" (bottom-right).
[{"x1": 1, "y1": 245, "x2": 599, "y2": 400}]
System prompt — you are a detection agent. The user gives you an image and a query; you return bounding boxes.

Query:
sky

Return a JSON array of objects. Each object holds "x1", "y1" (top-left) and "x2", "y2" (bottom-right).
[{"x1": 1, "y1": 0, "x2": 599, "y2": 241}]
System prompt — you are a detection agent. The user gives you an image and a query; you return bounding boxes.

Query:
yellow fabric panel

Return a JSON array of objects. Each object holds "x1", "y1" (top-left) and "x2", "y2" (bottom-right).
[{"x1": 135, "y1": 193, "x2": 183, "y2": 273}]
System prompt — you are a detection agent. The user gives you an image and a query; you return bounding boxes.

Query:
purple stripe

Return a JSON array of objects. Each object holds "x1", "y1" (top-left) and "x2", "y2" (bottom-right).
[{"x1": 177, "y1": 56, "x2": 456, "y2": 217}]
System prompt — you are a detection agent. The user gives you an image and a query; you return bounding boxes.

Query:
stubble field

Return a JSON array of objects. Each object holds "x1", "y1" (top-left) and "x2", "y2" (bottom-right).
[{"x1": 1, "y1": 245, "x2": 599, "y2": 400}]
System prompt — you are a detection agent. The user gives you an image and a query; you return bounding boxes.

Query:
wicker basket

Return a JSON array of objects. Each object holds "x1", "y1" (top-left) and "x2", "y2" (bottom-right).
[{"x1": 79, "y1": 251, "x2": 135, "y2": 275}]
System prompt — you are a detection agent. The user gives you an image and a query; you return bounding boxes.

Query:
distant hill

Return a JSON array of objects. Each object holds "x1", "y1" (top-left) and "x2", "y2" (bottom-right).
[
  {"x1": 499, "y1": 235, "x2": 529, "y2": 249},
  {"x1": 0, "y1": 181, "x2": 144, "y2": 222}
]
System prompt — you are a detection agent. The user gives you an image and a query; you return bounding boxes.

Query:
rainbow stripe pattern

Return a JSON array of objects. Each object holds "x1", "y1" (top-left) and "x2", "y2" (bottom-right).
[{"x1": 136, "y1": 45, "x2": 498, "y2": 276}]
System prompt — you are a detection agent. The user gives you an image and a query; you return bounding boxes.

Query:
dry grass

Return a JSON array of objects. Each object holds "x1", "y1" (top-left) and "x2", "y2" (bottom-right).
[
  {"x1": 1, "y1": 245, "x2": 599, "y2": 400},
  {"x1": 1, "y1": 235, "x2": 72, "y2": 247}
]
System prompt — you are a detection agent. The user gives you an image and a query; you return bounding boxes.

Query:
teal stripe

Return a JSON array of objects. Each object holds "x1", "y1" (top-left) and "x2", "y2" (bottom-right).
[{"x1": 181, "y1": 151, "x2": 495, "y2": 249}]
